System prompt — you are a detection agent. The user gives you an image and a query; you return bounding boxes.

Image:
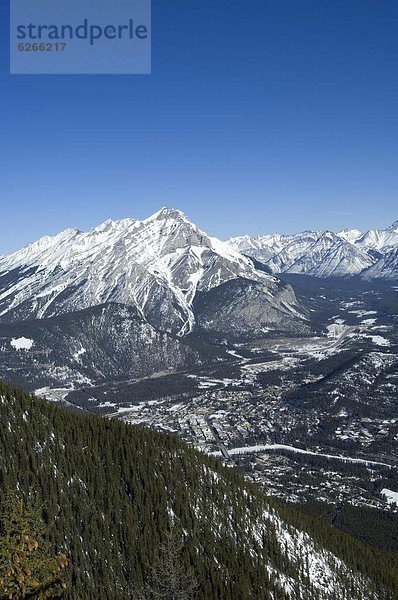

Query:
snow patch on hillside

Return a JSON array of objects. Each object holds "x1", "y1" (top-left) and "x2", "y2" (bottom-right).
[
  {"x1": 10, "y1": 337, "x2": 34, "y2": 351},
  {"x1": 365, "y1": 335, "x2": 390, "y2": 347},
  {"x1": 381, "y1": 489, "x2": 398, "y2": 505},
  {"x1": 326, "y1": 323, "x2": 347, "y2": 338}
]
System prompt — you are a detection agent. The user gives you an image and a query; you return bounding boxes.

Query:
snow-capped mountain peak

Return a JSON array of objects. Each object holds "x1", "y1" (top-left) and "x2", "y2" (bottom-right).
[
  {"x1": 336, "y1": 228, "x2": 363, "y2": 244},
  {"x1": 230, "y1": 229, "x2": 373, "y2": 277},
  {"x1": 0, "y1": 209, "x2": 305, "y2": 336},
  {"x1": 228, "y1": 219, "x2": 398, "y2": 279},
  {"x1": 145, "y1": 206, "x2": 188, "y2": 222}
]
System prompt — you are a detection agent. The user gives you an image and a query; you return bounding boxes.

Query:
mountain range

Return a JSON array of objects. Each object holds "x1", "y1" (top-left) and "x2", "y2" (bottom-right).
[
  {"x1": 0, "y1": 208, "x2": 309, "y2": 391},
  {"x1": 0, "y1": 208, "x2": 305, "y2": 335},
  {"x1": 0, "y1": 209, "x2": 397, "y2": 393},
  {"x1": 229, "y1": 220, "x2": 398, "y2": 279}
]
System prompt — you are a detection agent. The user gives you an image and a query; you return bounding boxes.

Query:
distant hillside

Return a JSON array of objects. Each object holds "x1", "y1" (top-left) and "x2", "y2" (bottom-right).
[{"x1": 0, "y1": 380, "x2": 397, "y2": 599}]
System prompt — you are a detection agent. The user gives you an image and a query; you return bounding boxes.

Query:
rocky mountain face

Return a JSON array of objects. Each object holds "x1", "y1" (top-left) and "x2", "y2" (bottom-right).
[
  {"x1": 353, "y1": 220, "x2": 398, "y2": 253},
  {"x1": 229, "y1": 220, "x2": 398, "y2": 279},
  {"x1": 0, "y1": 209, "x2": 308, "y2": 389},
  {"x1": 361, "y1": 247, "x2": 398, "y2": 280},
  {"x1": 193, "y1": 277, "x2": 308, "y2": 341}
]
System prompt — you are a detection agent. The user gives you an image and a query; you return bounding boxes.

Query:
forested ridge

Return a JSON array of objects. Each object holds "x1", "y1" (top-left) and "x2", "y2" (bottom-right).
[{"x1": 0, "y1": 380, "x2": 397, "y2": 599}]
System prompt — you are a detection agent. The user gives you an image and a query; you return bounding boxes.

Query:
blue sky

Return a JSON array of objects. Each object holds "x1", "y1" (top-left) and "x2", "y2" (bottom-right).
[{"x1": 0, "y1": 0, "x2": 397, "y2": 254}]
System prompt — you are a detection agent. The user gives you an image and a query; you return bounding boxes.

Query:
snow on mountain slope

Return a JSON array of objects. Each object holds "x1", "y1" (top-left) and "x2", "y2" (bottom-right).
[
  {"x1": 0, "y1": 208, "x2": 305, "y2": 335},
  {"x1": 229, "y1": 219, "x2": 398, "y2": 279},
  {"x1": 230, "y1": 230, "x2": 373, "y2": 277},
  {"x1": 361, "y1": 247, "x2": 398, "y2": 280},
  {"x1": 227, "y1": 233, "x2": 289, "y2": 263},
  {"x1": 268, "y1": 231, "x2": 374, "y2": 277},
  {"x1": 336, "y1": 228, "x2": 363, "y2": 244},
  {"x1": 354, "y1": 223, "x2": 398, "y2": 253}
]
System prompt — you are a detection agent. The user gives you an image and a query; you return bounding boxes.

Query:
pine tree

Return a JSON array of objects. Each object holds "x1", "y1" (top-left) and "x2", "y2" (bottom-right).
[
  {"x1": 137, "y1": 527, "x2": 198, "y2": 600},
  {"x1": 0, "y1": 492, "x2": 68, "y2": 599}
]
